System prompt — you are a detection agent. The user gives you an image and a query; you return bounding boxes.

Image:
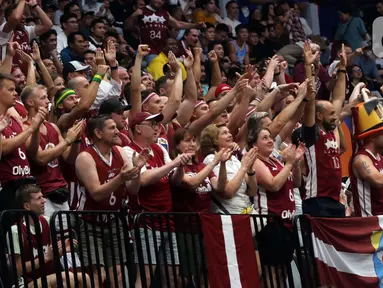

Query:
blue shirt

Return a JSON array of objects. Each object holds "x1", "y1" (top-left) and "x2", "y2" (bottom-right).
[
  {"x1": 334, "y1": 17, "x2": 367, "y2": 51},
  {"x1": 353, "y1": 55, "x2": 381, "y2": 80},
  {"x1": 60, "y1": 47, "x2": 85, "y2": 66}
]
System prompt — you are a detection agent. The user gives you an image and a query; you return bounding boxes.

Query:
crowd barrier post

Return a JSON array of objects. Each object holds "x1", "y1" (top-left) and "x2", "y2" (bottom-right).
[
  {"x1": 0, "y1": 210, "x2": 48, "y2": 288},
  {"x1": 50, "y1": 210, "x2": 135, "y2": 288}
]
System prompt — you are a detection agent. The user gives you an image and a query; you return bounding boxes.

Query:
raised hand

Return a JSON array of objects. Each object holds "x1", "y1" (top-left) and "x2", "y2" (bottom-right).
[
  {"x1": 120, "y1": 165, "x2": 140, "y2": 182},
  {"x1": 0, "y1": 114, "x2": 9, "y2": 133},
  {"x1": 214, "y1": 147, "x2": 233, "y2": 164},
  {"x1": 182, "y1": 49, "x2": 194, "y2": 69},
  {"x1": 208, "y1": 50, "x2": 218, "y2": 62},
  {"x1": 96, "y1": 64, "x2": 110, "y2": 76},
  {"x1": 31, "y1": 41, "x2": 41, "y2": 62},
  {"x1": 267, "y1": 55, "x2": 279, "y2": 71},
  {"x1": 132, "y1": 150, "x2": 149, "y2": 169},
  {"x1": 104, "y1": 40, "x2": 116, "y2": 65},
  {"x1": 16, "y1": 49, "x2": 33, "y2": 65},
  {"x1": 339, "y1": 43, "x2": 347, "y2": 68},
  {"x1": 307, "y1": 78, "x2": 317, "y2": 101},
  {"x1": 297, "y1": 79, "x2": 309, "y2": 97},
  {"x1": 138, "y1": 44, "x2": 150, "y2": 57},
  {"x1": 278, "y1": 83, "x2": 299, "y2": 93},
  {"x1": 294, "y1": 142, "x2": 306, "y2": 163},
  {"x1": 26, "y1": 0, "x2": 37, "y2": 7},
  {"x1": 6, "y1": 42, "x2": 20, "y2": 57},
  {"x1": 241, "y1": 147, "x2": 258, "y2": 171},
  {"x1": 233, "y1": 73, "x2": 249, "y2": 92},
  {"x1": 303, "y1": 41, "x2": 319, "y2": 65},
  {"x1": 168, "y1": 51, "x2": 181, "y2": 72},
  {"x1": 192, "y1": 47, "x2": 202, "y2": 57},
  {"x1": 95, "y1": 48, "x2": 106, "y2": 66},
  {"x1": 283, "y1": 144, "x2": 297, "y2": 165}
]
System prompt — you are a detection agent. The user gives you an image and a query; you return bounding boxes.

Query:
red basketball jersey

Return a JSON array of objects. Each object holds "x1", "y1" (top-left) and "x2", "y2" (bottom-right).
[
  {"x1": 77, "y1": 146, "x2": 127, "y2": 222},
  {"x1": 350, "y1": 148, "x2": 383, "y2": 217},
  {"x1": 139, "y1": 6, "x2": 170, "y2": 55},
  {"x1": 14, "y1": 99, "x2": 28, "y2": 119},
  {"x1": 19, "y1": 216, "x2": 54, "y2": 283},
  {"x1": 255, "y1": 158, "x2": 295, "y2": 227},
  {"x1": 304, "y1": 129, "x2": 342, "y2": 201},
  {"x1": 29, "y1": 122, "x2": 67, "y2": 195},
  {"x1": 0, "y1": 117, "x2": 31, "y2": 184}
]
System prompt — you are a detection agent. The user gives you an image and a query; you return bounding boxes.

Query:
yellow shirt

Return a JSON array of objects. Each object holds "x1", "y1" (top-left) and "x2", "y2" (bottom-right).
[
  {"x1": 147, "y1": 52, "x2": 187, "y2": 81},
  {"x1": 192, "y1": 9, "x2": 216, "y2": 25}
]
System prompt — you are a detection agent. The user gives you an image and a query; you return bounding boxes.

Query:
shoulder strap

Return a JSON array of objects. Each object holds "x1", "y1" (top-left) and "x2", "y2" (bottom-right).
[{"x1": 212, "y1": 194, "x2": 230, "y2": 215}]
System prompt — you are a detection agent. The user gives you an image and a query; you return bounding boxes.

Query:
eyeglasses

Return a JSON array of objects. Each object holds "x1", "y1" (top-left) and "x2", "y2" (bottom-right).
[{"x1": 352, "y1": 68, "x2": 362, "y2": 73}]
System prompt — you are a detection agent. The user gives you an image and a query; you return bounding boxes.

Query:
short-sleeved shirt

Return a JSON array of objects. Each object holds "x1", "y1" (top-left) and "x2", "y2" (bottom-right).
[
  {"x1": 203, "y1": 154, "x2": 251, "y2": 214},
  {"x1": 334, "y1": 17, "x2": 367, "y2": 51}
]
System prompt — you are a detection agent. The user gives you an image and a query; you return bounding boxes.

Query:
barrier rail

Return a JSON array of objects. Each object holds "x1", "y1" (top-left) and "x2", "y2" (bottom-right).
[{"x1": 0, "y1": 210, "x2": 318, "y2": 288}]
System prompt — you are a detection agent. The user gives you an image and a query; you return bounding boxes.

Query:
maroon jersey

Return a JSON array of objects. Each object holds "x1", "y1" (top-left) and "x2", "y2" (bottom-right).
[
  {"x1": 255, "y1": 158, "x2": 295, "y2": 228},
  {"x1": 0, "y1": 117, "x2": 31, "y2": 184},
  {"x1": 127, "y1": 142, "x2": 172, "y2": 229},
  {"x1": 117, "y1": 132, "x2": 131, "y2": 147},
  {"x1": 29, "y1": 122, "x2": 67, "y2": 195},
  {"x1": 139, "y1": 5, "x2": 170, "y2": 55},
  {"x1": 77, "y1": 146, "x2": 127, "y2": 223},
  {"x1": 172, "y1": 163, "x2": 214, "y2": 213},
  {"x1": 304, "y1": 129, "x2": 342, "y2": 201},
  {"x1": 61, "y1": 132, "x2": 92, "y2": 210},
  {"x1": 14, "y1": 99, "x2": 28, "y2": 119},
  {"x1": 17, "y1": 216, "x2": 54, "y2": 283},
  {"x1": 350, "y1": 148, "x2": 383, "y2": 217}
]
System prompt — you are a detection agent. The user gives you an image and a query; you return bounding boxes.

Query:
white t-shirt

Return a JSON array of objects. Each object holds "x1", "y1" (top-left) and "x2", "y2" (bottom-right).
[
  {"x1": 223, "y1": 17, "x2": 241, "y2": 37},
  {"x1": 56, "y1": 31, "x2": 68, "y2": 55},
  {"x1": 203, "y1": 154, "x2": 251, "y2": 214}
]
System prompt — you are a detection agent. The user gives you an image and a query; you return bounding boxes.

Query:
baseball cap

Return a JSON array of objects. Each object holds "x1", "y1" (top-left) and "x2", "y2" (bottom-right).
[
  {"x1": 99, "y1": 98, "x2": 132, "y2": 115},
  {"x1": 130, "y1": 112, "x2": 164, "y2": 129},
  {"x1": 63, "y1": 61, "x2": 90, "y2": 81},
  {"x1": 215, "y1": 84, "x2": 232, "y2": 98},
  {"x1": 82, "y1": 11, "x2": 95, "y2": 18}
]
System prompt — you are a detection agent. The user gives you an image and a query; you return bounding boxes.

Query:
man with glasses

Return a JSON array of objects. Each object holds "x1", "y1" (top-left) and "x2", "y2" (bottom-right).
[
  {"x1": 123, "y1": 112, "x2": 192, "y2": 287},
  {"x1": 57, "y1": 13, "x2": 79, "y2": 55}
]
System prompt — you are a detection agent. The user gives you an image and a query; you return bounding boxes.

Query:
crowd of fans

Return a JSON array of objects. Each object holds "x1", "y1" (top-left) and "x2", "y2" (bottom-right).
[{"x1": 0, "y1": 0, "x2": 383, "y2": 286}]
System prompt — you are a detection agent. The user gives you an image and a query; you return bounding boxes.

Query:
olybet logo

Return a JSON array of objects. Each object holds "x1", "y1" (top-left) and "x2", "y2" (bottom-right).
[{"x1": 373, "y1": 17, "x2": 383, "y2": 58}]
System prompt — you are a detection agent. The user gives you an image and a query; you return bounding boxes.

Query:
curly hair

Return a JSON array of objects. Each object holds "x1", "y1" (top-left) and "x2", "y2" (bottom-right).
[{"x1": 200, "y1": 124, "x2": 225, "y2": 157}]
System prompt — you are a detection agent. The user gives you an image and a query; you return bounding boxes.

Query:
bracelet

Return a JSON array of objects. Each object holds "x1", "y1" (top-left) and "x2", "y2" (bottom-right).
[
  {"x1": 337, "y1": 69, "x2": 347, "y2": 74},
  {"x1": 247, "y1": 170, "x2": 256, "y2": 176},
  {"x1": 74, "y1": 139, "x2": 82, "y2": 144},
  {"x1": 254, "y1": 97, "x2": 262, "y2": 103},
  {"x1": 92, "y1": 73, "x2": 103, "y2": 84},
  {"x1": 110, "y1": 65, "x2": 118, "y2": 71},
  {"x1": 31, "y1": 4, "x2": 38, "y2": 9}
]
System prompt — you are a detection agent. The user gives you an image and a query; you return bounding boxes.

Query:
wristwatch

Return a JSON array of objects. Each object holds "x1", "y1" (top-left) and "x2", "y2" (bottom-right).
[{"x1": 247, "y1": 169, "x2": 256, "y2": 176}]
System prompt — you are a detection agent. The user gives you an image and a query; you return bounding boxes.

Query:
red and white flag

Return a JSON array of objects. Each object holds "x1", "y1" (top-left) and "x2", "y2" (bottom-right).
[
  {"x1": 200, "y1": 214, "x2": 260, "y2": 288},
  {"x1": 311, "y1": 216, "x2": 383, "y2": 287}
]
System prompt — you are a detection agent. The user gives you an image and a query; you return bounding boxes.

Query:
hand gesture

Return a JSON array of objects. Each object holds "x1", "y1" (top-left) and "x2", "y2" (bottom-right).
[
  {"x1": 283, "y1": 144, "x2": 297, "y2": 165},
  {"x1": 267, "y1": 55, "x2": 279, "y2": 71},
  {"x1": 45, "y1": 244, "x2": 54, "y2": 261},
  {"x1": 233, "y1": 73, "x2": 249, "y2": 93},
  {"x1": 241, "y1": 147, "x2": 258, "y2": 171},
  {"x1": 214, "y1": 147, "x2": 232, "y2": 164},
  {"x1": 182, "y1": 49, "x2": 194, "y2": 69},
  {"x1": 281, "y1": 60, "x2": 288, "y2": 71},
  {"x1": 0, "y1": 114, "x2": 9, "y2": 133},
  {"x1": 138, "y1": 44, "x2": 150, "y2": 57},
  {"x1": 192, "y1": 47, "x2": 202, "y2": 57},
  {"x1": 132, "y1": 150, "x2": 149, "y2": 169},
  {"x1": 120, "y1": 165, "x2": 140, "y2": 182},
  {"x1": 26, "y1": 0, "x2": 37, "y2": 7},
  {"x1": 278, "y1": 83, "x2": 299, "y2": 93},
  {"x1": 303, "y1": 41, "x2": 319, "y2": 65},
  {"x1": 16, "y1": 49, "x2": 33, "y2": 65},
  {"x1": 95, "y1": 48, "x2": 106, "y2": 66},
  {"x1": 339, "y1": 43, "x2": 347, "y2": 68},
  {"x1": 96, "y1": 64, "x2": 110, "y2": 77},
  {"x1": 208, "y1": 50, "x2": 218, "y2": 62},
  {"x1": 31, "y1": 41, "x2": 41, "y2": 62},
  {"x1": 297, "y1": 79, "x2": 309, "y2": 97},
  {"x1": 30, "y1": 107, "x2": 47, "y2": 131},
  {"x1": 65, "y1": 121, "x2": 83, "y2": 144},
  {"x1": 168, "y1": 51, "x2": 181, "y2": 72},
  {"x1": 6, "y1": 42, "x2": 20, "y2": 57},
  {"x1": 104, "y1": 40, "x2": 116, "y2": 64},
  {"x1": 174, "y1": 153, "x2": 193, "y2": 167},
  {"x1": 133, "y1": 8, "x2": 143, "y2": 17},
  {"x1": 294, "y1": 142, "x2": 306, "y2": 163}
]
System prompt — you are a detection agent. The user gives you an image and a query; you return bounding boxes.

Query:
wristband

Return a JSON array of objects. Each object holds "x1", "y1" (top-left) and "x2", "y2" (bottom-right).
[
  {"x1": 247, "y1": 170, "x2": 256, "y2": 176},
  {"x1": 337, "y1": 69, "x2": 347, "y2": 74},
  {"x1": 92, "y1": 73, "x2": 103, "y2": 83},
  {"x1": 31, "y1": 4, "x2": 38, "y2": 9},
  {"x1": 74, "y1": 139, "x2": 82, "y2": 144},
  {"x1": 303, "y1": 98, "x2": 309, "y2": 102},
  {"x1": 110, "y1": 65, "x2": 118, "y2": 71}
]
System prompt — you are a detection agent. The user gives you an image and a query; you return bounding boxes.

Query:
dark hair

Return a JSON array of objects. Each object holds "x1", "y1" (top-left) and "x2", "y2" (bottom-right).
[
  {"x1": 91, "y1": 18, "x2": 106, "y2": 29},
  {"x1": 155, "y1": 76, "x2": 168, "y2": 94},
  {"x1": 247, "y1": 127, "x2": 271, "y2": 149},
  {"x1": 261, "y1": 3, "x2": 274, "y2": 22},
  {"x1": 235, "y1": 24, "x2": 248, "y2": 35},
  {"x1": 215, "y1": 23, "x2": 230, "y2": 33},
  {"x1": 68, "y1": 32, "x2": 85, "y2": 46},
  {"x1": 201, "y1": 22, "x2": 215, "y2": 33},
  {"x1": 104, "y1": 30, "x2": 120, "y2": 41},
  {"x1": 184, "y1": 28, "x2": 197, "y2": 37},
  {"x1": 60, "y1": 13, "x2": 77, "y2": 27},
  {"x1": 40, "y1": 30, "x2": 58, "y2": 44},
  {"x1": 225, "y1": 0, "x2": 237, "y2": 10},
  {"x1": 15, "y1": 184, "x2": 41, "y2": 209},
  {"x1": 171, "y1": 128, "x2": 197, "y2": 160},
  {"x1": 227, "y1": 66, "x2": 242, "y2": 79},
  {"x1": 275, "y1": 5, "x2": 286, "y2": 17},
  {"x1": 208, "y1": 40, "x2": 223, "y2": 52},
  {"x1": 86, "y1": 114, "x2": 113, "y2": 140},
  {"x1": 64, "y1": 2, "x2": 80, "y2": 15}
]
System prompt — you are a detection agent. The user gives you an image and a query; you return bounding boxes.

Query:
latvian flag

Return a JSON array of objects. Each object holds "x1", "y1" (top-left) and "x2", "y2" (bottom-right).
[
  {"x1": 311, "y1": 216, "x2": 383, "y2": 287},
  {"x1": 200, "y1": 214, "x2": 260, "y2": 288}
]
